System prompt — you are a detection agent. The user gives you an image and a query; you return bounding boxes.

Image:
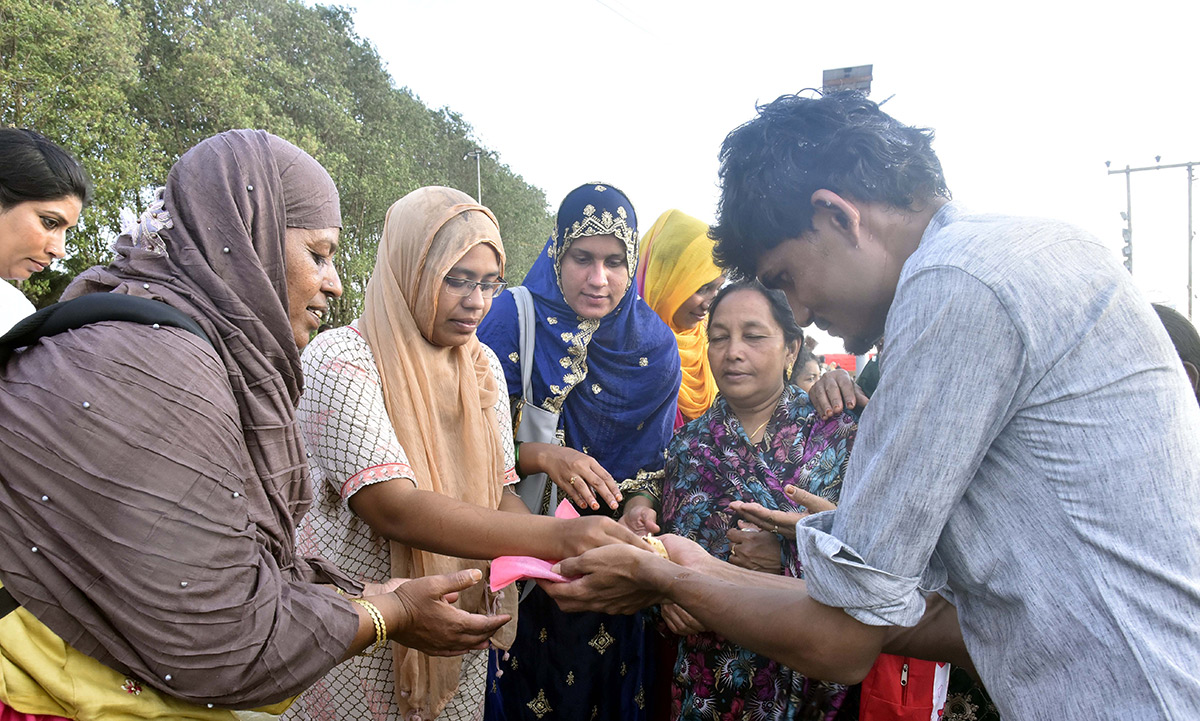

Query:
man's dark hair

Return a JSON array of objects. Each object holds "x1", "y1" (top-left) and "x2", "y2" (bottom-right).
[
  {"x1": 0, "y1": 128, "x2": 92, "y2": 209},
  {"x1": 710, "y1": 91, "x2": 950, "y2": 279},
  {"x1": 707, "y1": 278, "x2": 804, "y2": 349},
  {"x1": 1153, "y1": 303, "x2": 1200, "y2": 373}
]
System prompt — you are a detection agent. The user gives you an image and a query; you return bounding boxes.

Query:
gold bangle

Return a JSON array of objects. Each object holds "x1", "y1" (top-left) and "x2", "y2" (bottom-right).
[
  {"x1": 351, "y1": 598, "x2": 387, "y2": 654},
  {"x1": 642, "y1": 534, "x2": 670, "y2": 560}
]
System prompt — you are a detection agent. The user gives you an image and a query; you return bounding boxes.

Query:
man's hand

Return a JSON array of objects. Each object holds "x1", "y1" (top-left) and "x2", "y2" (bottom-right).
[
  {"x1": 807, "y1": 368, "x2": 868, "y2": 420},
  {"x1": 387, "y1": 570, "x2": 512, "y2": 656},
  {"x1": 658, "y1": 533, "x2": 714, "y2": 571},
  {"x1": 539, "y1": 544, "x2": 665, "y2": 614}
]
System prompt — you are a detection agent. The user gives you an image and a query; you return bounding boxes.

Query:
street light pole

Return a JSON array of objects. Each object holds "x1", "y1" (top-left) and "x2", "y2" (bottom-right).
[
  {"x1": 1189, "y1": 163, "x2": 1195, "y2": 318},
  {"x1": 463, "y1": 149, "x2": 483, "y2": 203},
  {"x1": 1107, "y1": 158, "x2": 1200, "y2": 318}
]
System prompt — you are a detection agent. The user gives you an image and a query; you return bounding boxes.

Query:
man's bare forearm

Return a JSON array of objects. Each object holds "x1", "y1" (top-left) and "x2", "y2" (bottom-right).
[{"x1": 641, "y1": 556, "x2": 885, "y2": 684}]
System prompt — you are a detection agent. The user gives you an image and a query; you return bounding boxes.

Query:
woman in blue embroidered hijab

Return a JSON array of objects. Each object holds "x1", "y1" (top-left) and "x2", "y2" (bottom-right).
[{"x1": 478, "y1": 182, "x2": 680, "y2": 721}]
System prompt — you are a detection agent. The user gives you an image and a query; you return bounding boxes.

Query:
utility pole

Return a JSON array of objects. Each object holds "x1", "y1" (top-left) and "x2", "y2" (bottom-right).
[
  {"x1": 1106, "y1": 158, "x2": 1199, "y2": 318},
  {"x1": 463, "y1": 149, "x2": 483, "y2": 203}
]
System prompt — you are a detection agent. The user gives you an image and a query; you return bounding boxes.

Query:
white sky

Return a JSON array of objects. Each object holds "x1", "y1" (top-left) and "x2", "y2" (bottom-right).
[{"x1": 340, "y1": 0, "x2": 1199, "y2": 353}]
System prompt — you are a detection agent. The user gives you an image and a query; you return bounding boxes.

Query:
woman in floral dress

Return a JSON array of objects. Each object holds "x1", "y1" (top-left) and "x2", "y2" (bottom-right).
[{"x1": 661, "y1": 280, "x2": 859, "y2": 721}]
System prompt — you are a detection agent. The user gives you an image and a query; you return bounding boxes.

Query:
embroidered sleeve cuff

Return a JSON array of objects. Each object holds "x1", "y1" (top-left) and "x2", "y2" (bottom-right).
[
  {"x1": 618, "y1": 468, "x2": 664, "y2": 504},
  {"x1": 794, "y1": 511, "x2": 945, "y2": 627},
  {"x1": 503, "y1": 466, "x2": 519, "y2": 485},
  {"x1": 340, "y1": 462, "x2": 416, "y2": 502}
]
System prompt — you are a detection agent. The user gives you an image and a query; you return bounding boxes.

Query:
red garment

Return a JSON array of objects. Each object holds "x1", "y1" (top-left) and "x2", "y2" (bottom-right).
[
  {"x1": 859, "y1": 655, "x2": 950, "y2": 720},
  {"x1": 0, "y1": 701, "x2": 69, "y2": 721}
]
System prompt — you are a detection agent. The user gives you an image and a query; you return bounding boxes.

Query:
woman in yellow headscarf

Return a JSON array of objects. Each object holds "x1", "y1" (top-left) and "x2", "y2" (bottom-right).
[{"x1": 637, "y1": 209, "x2": 726, "y2": 428}]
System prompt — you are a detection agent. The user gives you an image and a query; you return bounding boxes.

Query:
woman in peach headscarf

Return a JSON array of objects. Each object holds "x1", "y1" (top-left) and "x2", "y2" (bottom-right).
[
  {"x1": 636, "y1": 209, "x2": 726, "y2": 428},
  {"x1": 290, "y1": 187, "x2": 638, "y2": 721}
]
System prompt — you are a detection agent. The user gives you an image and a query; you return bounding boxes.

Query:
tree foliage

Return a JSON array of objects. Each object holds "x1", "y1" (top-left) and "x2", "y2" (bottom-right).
[{"x1": 0, "y1": 0, "x2": 553, "y2": 319}]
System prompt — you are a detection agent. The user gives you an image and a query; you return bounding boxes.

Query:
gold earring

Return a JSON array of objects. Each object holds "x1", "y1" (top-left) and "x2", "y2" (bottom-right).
[{"x1": 785, "y1": 365, "x2": 794, "y2": 382}]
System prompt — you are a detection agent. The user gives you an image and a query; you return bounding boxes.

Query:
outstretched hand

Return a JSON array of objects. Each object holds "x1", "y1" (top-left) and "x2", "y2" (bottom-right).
[
  {"x1": 730, "y1": 485, "x2": 836, "y2": 540},
  {"x1": 619, "y1": 496, "x2": 660, "y2": 535},
  {"x1": 560, "y1": 514, "x2": 646, "y2": 558},
  {"x1": 538, "y1": 543, "x2": 664, "y2": 615},
  {"x1": 387, "y1": 570, "x2": 511, "y2": 656},
  {"x1": 807, "y1": 369, "x2": 869, "y2": 420}
]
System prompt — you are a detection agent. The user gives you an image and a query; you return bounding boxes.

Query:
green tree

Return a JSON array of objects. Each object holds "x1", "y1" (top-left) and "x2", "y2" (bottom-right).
[
  {"x1": 0, "y1": 0, "x2": 155, "y2": 305},
  {"x1": 2, "y1": 0, "x2": 553, "y2": 318}
]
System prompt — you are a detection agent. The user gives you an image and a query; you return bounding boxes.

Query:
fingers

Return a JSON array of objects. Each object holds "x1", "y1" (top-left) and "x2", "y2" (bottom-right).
[
  {"x1": 662, "y1": 603, "x2": 703, "y2": 636},
  {"x1": 783, "y1": 485, "x2": 837, "y2": 514},
  {"x1": 461, "y1": 611, "x2": 512, "y2": 639},
  {"x1": 594, "y1": 476, "x2": 622, "y2": 511},
  {"x1": 807, "y1": 376, "x2": 837, "y2": 419},
  {"x1": 728, "y1": 500, "x2": 772, "y2": 528},
  {"x1": 725, "y1": 526, "x2": 754, "y2": 544},
  {"x1": 809, "y1": 369, "x2": 857, "y2": 419},
  {"x1": 853, "y1": 385, "x2": 870, "y2": 409},
  {"x1": 560, "y1": 471, "x2": 596, "y2": 510},
  {"x1": 589, "y1": 460, "x2": 622, "y2": 510},
  {"x1": 552, "y1": 543, "x2": 631, "y2": 577},
  {"x1": 559, "y1": 466, "x2": 619, "y2": 512},
  {"x1": 639, "y1": 510, "x2": 660, "y2": 535},
  {"x1": 727, "y1": 548, "x2": 747, "y2": 568},
  {"x1": 619, "y1": 507, "x2": 660, "y2": 536},
  {"x1": 831, "y1": 371, "x2": 859, "y2": 412},
  {"x1": 730, "y1": 501, "x2": 803, "y2": 538},
  {"x1": 422, "y1": 568, "x2": 484, "y2": 597}
]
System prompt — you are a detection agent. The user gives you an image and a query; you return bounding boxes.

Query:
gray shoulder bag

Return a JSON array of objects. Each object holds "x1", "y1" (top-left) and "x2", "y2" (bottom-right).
[{"x1": 510, "y1": 285, "x2": 563, "y2": 516}]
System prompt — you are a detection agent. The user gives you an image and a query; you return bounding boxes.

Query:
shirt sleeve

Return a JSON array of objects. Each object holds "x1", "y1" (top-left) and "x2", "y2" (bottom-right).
[
  {"x1": 795, "y1": 265, "x2": 1025, "y2": 626},
  {"x1": 298, "y1": 327, "x2": 416, "y2": 503}
]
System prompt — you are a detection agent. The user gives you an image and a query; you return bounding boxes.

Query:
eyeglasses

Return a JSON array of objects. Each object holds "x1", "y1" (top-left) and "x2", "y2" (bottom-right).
[{"x1": 443, "y1": 275, "x2": 508, "y2": 298}]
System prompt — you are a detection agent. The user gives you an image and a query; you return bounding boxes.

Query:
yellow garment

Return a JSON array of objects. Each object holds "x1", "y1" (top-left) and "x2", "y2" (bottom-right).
[
  {"x1": 0, "y1": 582, "x2": 291, "y2": 720},
  {"x1": 637, "y1": 209, "x2": 722, "y2": 421},
  {"x1": 358, "y1": 187, "x2": 518, "y2": 721}
]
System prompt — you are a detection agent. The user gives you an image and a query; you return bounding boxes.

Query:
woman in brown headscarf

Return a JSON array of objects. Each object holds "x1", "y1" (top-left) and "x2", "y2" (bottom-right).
[
  {"x1": 0, "y1": 131, "x2": 507, "y2": 721},
  {"x1": 289, "y1": 186, "x2": 641, "y2": 721}
]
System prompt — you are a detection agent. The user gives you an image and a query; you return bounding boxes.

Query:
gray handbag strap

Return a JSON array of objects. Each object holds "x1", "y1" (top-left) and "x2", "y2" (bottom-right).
[{"x1": 512, "y1": 285, "x2": 537, "y2": 405}]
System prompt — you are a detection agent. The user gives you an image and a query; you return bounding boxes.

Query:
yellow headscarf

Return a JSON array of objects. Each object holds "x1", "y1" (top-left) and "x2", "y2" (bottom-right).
[{"x1": 636, "y1": 209, "x2": 723, "y2": 422}]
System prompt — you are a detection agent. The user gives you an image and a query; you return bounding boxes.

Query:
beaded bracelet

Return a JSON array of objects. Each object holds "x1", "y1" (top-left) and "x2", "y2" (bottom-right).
[{"x1": 351, "y1": 598, "x2": 387, "y2": 654}]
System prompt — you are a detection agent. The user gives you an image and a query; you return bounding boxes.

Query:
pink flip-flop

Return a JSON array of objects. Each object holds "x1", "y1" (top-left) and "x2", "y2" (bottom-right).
[{"x1": 490, "y1": 500, "x2": 580, "y2": 591}]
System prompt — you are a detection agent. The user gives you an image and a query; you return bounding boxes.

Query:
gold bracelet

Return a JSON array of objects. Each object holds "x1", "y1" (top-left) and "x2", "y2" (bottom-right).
[{"x1": 350, "y1": 598, "x2": 387, "y2": 654}]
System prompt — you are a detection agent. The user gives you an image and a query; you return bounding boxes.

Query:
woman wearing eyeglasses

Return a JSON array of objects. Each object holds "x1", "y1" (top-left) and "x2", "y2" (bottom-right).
[{"x1": 287, "y1": 187, "x2": 642, "y2": 721}]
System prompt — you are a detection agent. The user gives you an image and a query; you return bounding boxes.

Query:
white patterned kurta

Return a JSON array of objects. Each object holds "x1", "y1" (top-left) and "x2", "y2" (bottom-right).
[{"x1": 287, "y1": 323, "x2": 516, "y2": 721}]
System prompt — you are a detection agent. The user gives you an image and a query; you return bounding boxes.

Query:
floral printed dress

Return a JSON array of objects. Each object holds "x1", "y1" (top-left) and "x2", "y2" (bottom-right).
[{"x1": 661, "y1": 385, "x2": 859, "y2": 721}]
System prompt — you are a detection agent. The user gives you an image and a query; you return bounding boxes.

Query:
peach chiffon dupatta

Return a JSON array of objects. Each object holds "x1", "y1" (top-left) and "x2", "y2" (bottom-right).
[{"x1": 359, "y1": 187, "x2": 518, "y2": 720}]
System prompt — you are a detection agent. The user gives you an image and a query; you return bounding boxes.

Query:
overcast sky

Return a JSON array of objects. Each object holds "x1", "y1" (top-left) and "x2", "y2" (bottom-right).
[{"x1": 339, "y1": 0, "x2": 1199, "y2": 352}]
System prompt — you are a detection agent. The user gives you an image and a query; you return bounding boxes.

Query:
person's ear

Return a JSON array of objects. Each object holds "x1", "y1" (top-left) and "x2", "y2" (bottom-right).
[
  {"x1": 810, "y1": 189, "x2": 862, "y2": 248},
  {"x1": 785, "y1": 337, "x2": 800, "y2": 368}
]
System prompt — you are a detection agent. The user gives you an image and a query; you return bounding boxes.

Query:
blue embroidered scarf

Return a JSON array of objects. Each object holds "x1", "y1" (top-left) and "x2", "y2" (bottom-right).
[{"x1": 478, "y1": 183, "x2": 680, "y2": 494}]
